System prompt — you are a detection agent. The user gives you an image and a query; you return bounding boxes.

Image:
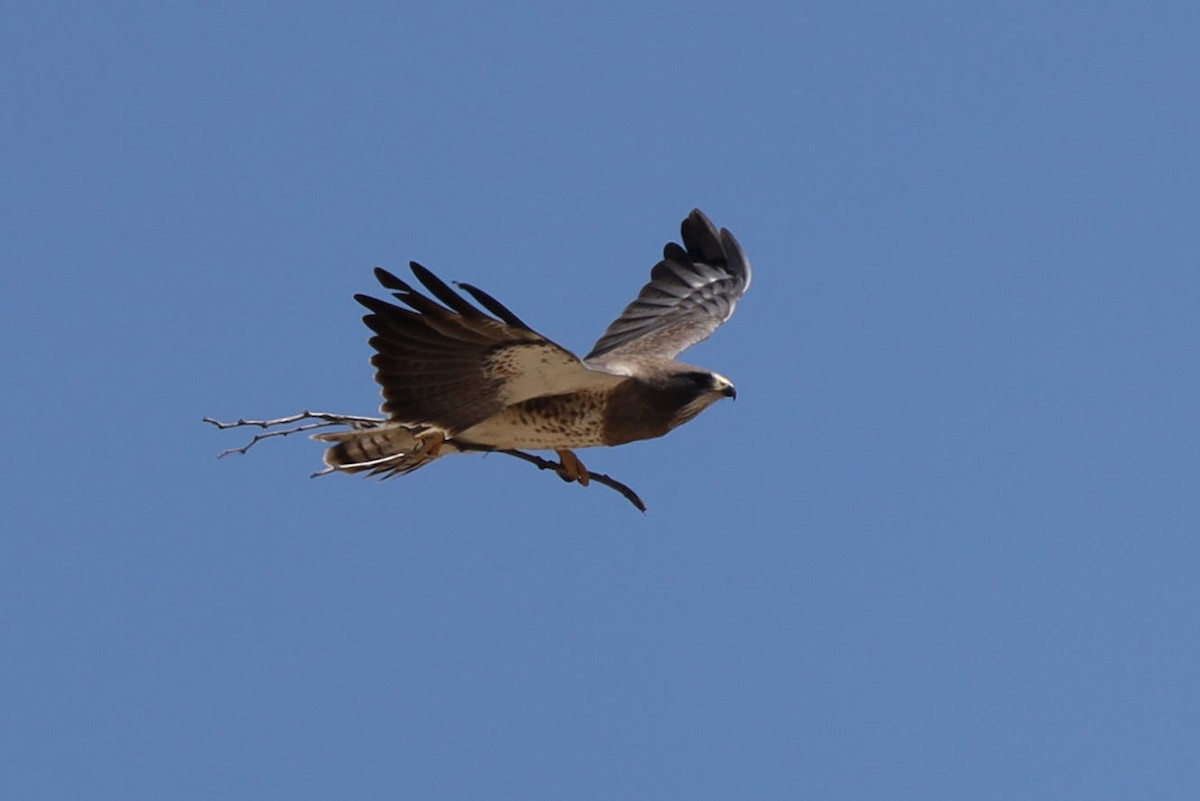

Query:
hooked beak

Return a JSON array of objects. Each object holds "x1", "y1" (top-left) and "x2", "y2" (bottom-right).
[{"x1": 711, "y1": 372, "x2": 737, "y2": 400}]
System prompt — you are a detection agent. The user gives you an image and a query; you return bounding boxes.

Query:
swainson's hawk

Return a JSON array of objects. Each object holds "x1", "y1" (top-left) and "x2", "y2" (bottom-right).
[{"x1": 316, "y1": 209, "x2": 750, "y2": 487}]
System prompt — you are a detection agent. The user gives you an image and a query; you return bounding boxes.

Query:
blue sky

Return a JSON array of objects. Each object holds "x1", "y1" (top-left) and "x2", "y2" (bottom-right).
[{"x1": 3, "y1": 2, "x2": 1199, "y2": 798}]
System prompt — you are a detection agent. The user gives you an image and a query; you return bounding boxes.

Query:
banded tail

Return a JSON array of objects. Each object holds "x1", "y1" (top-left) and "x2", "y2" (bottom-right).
[{"x1": 313, "y1": 423, "x2": 453, "y2": 477}]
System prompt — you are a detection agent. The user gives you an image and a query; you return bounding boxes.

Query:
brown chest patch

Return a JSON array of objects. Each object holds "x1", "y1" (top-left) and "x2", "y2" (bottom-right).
[{"x1": 600, "y1": 381, "x2": 678, "y2": 446}]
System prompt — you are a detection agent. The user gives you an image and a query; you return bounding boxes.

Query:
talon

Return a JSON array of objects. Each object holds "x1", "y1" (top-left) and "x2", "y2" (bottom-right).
[{"x1": 555, "y1": 449, "x2": 590, "y2": 486}]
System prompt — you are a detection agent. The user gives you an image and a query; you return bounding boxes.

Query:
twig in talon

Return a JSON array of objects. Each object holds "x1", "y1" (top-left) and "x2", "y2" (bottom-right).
[
  {"x1": 490, "y1": 448, "x2": 647, "y2": 512},
  {"x1": 580, "y1": 470, "x2": 647, "y2": 512}
]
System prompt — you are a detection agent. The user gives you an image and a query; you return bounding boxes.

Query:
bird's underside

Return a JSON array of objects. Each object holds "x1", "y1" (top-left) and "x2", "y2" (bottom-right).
[
  {"x1": 314, "y1": 392, "x2": 617, "y2": 485},
  {"x1": 313, "y1": 208, "x2": 751, "y2": 492}
]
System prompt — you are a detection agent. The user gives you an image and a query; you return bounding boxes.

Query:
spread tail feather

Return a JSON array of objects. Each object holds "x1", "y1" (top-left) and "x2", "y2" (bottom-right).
[{"x1": 313, "y1": 423, "x2": 453, "y2": 477}]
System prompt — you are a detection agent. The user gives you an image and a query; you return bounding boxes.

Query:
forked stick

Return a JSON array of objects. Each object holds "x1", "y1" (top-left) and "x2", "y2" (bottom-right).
[
  {"x1": 202, "y1": 412, "x2": 382, "y2": 458},
  {"x1": 203, "y1": 412, "x2": 647, "y2": 512}
]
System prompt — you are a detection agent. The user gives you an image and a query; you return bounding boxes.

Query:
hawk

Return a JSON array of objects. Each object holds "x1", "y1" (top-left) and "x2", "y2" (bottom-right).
[{"x1": 316, "y1": 209, "x2": 751, "y2": 487}]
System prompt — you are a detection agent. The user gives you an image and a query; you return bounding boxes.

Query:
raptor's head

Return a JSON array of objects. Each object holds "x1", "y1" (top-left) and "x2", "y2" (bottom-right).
[
  {"x1": 660, "y1": 368, "x2": 737, "y2": 427},
  {"x1": 678, "y1": 369, "x2": 736, "y2": 400}
]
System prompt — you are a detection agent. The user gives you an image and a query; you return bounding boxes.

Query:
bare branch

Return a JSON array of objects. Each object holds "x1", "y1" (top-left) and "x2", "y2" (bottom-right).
[
  {"x1": 203, "y1": 411, "x2": 385, "y2": 431},
  {"x1": 210, "y1": 421, "x2": 336, "y2": 458},
  {"x1": 205, "y1": 410, "x2": 648, "y2": 512},
  {"x1": 479, "y1": 447, "x2": 647, "y2": 512},
  {"x1": 203, "y1": 412, "x2": 387, "y2": 458}
]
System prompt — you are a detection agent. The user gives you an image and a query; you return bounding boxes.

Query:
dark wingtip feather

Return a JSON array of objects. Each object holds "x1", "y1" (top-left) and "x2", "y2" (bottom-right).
[
  {"x1": 374, "y1": 267, "x2": 412, "y2": 292},
  {"x1": 354, "y1": 292, "x2": 405, "y2": 316},
  {"x1": 408, "y1": 262, "x2": 487, "y2": 318},
  {"x1": 680, "y1": 209, "x2": 724, "y2": 264},
  {"x1": 455, "y1": 282, "x2": 532, "y2": 331},
  {"x1": 718, "y1": 228, "x2": 752, "y2": 290},
  {"x1": 355, "y1": 292, "x2": 381, "y2": 310}
]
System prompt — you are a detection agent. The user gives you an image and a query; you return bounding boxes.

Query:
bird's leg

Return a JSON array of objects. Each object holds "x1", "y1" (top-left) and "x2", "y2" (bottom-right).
[
  {"x1": 554, "y1": 449, "x2": 591, "y2": 486},
  {"x1": 414, "y1": 428, "x2": 446, "y2": 458}
]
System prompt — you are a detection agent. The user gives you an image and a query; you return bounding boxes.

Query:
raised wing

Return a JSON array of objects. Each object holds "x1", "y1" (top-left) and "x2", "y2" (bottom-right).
[
  {"x1": 358, "y1": 263, "x2": 623, "y2": 434},
  {"x1": 585, "y1": 209, "x2": 751, "y2": 363}
]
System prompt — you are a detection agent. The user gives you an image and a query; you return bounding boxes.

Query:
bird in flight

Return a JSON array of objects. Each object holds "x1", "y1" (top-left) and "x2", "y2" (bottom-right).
[{"x1": 316, "y1": 209, "x2": 751, "y2": 488}]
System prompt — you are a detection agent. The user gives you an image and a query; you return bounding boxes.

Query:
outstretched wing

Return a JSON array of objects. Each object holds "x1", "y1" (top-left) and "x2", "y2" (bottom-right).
[
  {"x1": 358, "y1": 264, "x2": 623, "y2": 435},
  {"x1": 585, "y1": 209, "x2": 751, "y2": 363}
]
